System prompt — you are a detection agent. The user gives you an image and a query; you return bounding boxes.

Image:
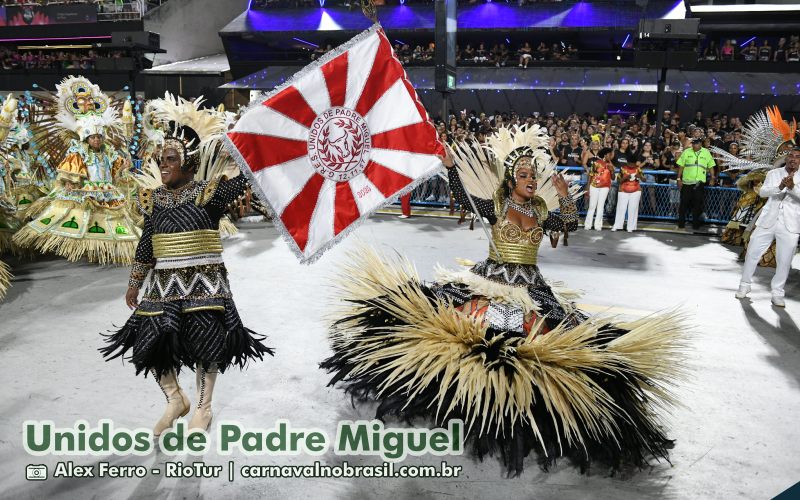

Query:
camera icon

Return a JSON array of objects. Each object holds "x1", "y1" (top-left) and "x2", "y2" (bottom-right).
[{"x1": 26, "y1": 464, "x2": 47, "y2": 481}]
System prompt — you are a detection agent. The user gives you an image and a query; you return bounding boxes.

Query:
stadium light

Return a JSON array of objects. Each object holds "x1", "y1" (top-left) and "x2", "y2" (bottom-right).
[
  {"x1": 691, "y1": 4, "x2": 800, "y2": 13},
  {"x1": 292, "y1": 37, "x2": 319, "y2": 48}
]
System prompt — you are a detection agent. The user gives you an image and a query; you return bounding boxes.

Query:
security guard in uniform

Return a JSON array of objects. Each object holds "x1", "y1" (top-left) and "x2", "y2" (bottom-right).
[{"x1": 676, "y1": 138, "x2": 716, "y2": 230}]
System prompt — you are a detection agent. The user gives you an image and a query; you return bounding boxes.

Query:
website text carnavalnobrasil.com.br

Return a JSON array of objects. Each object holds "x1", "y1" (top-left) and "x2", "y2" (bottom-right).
[{"x1": 239, "y1": 460, "x2": 462, "y2": 479}]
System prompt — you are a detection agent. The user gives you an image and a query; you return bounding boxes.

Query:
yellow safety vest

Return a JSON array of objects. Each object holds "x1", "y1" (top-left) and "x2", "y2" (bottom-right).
[{"x1": 677, "y1": 148, "x2": 715, "y2": 184}]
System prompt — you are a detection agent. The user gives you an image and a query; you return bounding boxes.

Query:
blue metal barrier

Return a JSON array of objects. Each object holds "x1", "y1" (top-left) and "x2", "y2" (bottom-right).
[{"x1": 400, "y1": 166, "x2": 741, "y2": 225}]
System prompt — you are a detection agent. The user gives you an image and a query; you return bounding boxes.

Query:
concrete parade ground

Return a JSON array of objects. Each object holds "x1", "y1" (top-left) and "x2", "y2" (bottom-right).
[{"x1": 0, "y1": 214, "x2": 798, "y2": 500}]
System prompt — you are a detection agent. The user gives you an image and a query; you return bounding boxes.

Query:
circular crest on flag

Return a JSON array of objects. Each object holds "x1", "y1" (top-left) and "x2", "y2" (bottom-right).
[{"x1": 307, "y1": 106, "x2": 372, "y2": 182}]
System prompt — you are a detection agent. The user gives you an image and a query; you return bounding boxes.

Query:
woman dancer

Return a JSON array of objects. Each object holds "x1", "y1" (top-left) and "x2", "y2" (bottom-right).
[{"x1": 322, "y1": 125, "x2": 687, "y2": 475}]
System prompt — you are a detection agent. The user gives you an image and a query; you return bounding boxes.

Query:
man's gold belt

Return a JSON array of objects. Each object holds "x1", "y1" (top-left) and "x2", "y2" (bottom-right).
[{"x1": 152, "y1": 230, "x2": 223, "y2": 258}]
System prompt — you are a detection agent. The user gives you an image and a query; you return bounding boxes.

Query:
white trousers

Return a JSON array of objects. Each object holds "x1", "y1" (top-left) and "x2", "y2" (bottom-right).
[
  {"x1": 612, "y1": 190, "x2": 642, "y2": 232},
  {"x1": 740, "y1": 220, "x2": 799, "y2": 297},
  {"x1": 584, "y1": 186, "x2": 609, "y2": 230}
]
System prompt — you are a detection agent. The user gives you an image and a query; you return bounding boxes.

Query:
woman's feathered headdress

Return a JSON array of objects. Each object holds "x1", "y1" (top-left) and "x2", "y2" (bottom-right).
[{"x1": 450, "y1": 125, "x2": 576, "y2": 210}]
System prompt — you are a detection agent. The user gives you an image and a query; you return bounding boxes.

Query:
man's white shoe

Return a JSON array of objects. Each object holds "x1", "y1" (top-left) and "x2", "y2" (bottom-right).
[
  {"x1": 735, "y1": 284, "x2": 750, "y2": 299},
  {"x1": 771, "y1": 296, "x2": 786, "y2": 307}
]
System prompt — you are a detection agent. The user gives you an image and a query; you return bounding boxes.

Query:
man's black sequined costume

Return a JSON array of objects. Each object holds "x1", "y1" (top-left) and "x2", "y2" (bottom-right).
[{"x1": 101, "y1": 175, "x2": 273, "y2": 377}]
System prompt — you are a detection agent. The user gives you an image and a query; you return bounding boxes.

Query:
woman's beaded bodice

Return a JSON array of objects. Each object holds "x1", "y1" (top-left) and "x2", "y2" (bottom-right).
[
  {"x1": 489, "y1": 194, "x2": 548, "y2": 265},
  {"x1": 447, "y1": 167, "x2": 579, "y2": 266}
]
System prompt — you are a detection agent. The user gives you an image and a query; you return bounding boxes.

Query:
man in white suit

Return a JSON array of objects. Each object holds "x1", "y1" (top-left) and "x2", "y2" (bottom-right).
[{"x1": 736, "y1": 147, "x2": 800, "y2": 307}]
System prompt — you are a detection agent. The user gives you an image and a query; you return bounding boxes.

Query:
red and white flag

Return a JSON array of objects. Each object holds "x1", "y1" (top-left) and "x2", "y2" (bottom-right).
[{"x1": 226, "y1": 25, "x2": 444, "y2": 263}]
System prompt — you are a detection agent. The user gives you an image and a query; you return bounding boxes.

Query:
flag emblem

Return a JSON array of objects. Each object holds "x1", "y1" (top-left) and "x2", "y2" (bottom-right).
[{"x1": 308, "y1": 107, "x2": 372, "y2": 182}]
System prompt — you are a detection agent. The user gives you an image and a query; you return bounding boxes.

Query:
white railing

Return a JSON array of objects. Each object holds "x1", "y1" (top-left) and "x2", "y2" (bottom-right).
[{"x1": 96, "y1": 1, "x2": 145, "y2": 21}]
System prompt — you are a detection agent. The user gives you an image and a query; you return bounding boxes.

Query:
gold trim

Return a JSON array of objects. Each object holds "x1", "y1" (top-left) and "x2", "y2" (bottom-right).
[
  {"x1": 152, "y1": 230, "x2": 223, "y2": 258},
  {"x1": 182, "y1": 305, "x2": 225, "y2": 313},
  {"x1": 12, "y1": 225, "x2": 136, "y2": 265},
  {"x1": 196, "y1": 176, "x2": 226, "y2": 207},
  {"x1": 57, "y1": 169, "x2": 86, "y2": 184},
  {"x1": 489, "y1": 241, "x2": 538, "y2": 265},
  {"x1": 138, "y1": 188, "x2": 153, "y2": 215},
  {"x1": 134, "y1": 310, "x2": 163, "y2": 317}
]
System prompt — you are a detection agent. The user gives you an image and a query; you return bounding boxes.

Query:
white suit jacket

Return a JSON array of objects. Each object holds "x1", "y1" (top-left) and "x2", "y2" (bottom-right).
[{"x1": 756, "y1": 166, "x2": 800, "y2": 233}]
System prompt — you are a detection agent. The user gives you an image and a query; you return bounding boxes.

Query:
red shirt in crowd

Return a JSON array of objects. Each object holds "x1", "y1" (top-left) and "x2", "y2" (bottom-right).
[
  {"x1": 619, "y1": 164, "x2": 643, "y2": 193},
  {"x1": 590, "y1": 159, "x2": 613, "y2": 188}
]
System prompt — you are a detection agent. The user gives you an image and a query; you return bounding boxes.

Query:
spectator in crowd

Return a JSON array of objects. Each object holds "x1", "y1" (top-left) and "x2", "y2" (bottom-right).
[
  {"x1": 740, "y1": 41, "x2": 758, "y2": 61},
  {"x1": 774, "y1": 37, "x2": 788, "y2": 62},
  {"x1": 702, "y1": 40, "x2": 719, "y2": 61},
  {"x1": 474, "y1": 42, "x2": 489, "y2": 64},
  {"x1": 550, "y1": 43, "x2": 564, "y2": 61},
  {"x1": 584, "y1": 147, "x2": 614, "y2": 231},
  {"x1": 758, "y1": 39, "x2": 772, "y2": 61},
  {"x1": 399, "y1": 193, "x2": 412, "y2": 219},
  {"x1": 518, "y1": 42, "x2": 532, "y2": 68},
  {"x1": 787, "y1": 41, "x2": 800, "y2": 62},
  {"x1": 534, "y1": 42, "x2": 548, "y2": 61},
  {"x1": 613, "y1": 136, "x2": 633, "y2": 168},
  {"x1": 460, "y1": 43, "x2": 475, "y2": 62},
  {"x1": 661, "y1": 139, "x2": 682, "y2": 170},
  {"x1": 581, "y1": 138, "x2": 601, "y2": 194},
  {"x1": 636, "y1": 139, "x2": 659, "y2": 170},
  {"x1": 547, "y1": 135, "x2": 559, "y2": 162},
  {"x1": 612, "y1": 162, "x2": 645, "y2": 232},
  {"x1": 495, "y1": 43, "x2": 509, "y2": 67},
  {"x1": 721, "y1": 40, "x2": 735, "y2": 61},
  {"x1": 581, "y1": 139, "x2": 601, "y2": 172},
  {"x1": 0, "y1": 47, "x2": 124, "y2": 70},
  {"x1": 310, "y1": 44, "x2": 329, "y2": 60},
  {"x1": 424, "y1": 42, "x2": 435, "y2": 61},
  {"x1": 559, "y1": 133, "x2": 583, "y2": 167}
]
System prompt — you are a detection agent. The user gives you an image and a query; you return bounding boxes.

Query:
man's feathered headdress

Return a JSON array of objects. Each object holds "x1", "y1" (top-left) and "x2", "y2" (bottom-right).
[
  {"x1": 711, "y1": 106, "x2": 797, "y2": 172},
  {"x1": 133, "y1": 93, "x2": 237, "y2": 186}
]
